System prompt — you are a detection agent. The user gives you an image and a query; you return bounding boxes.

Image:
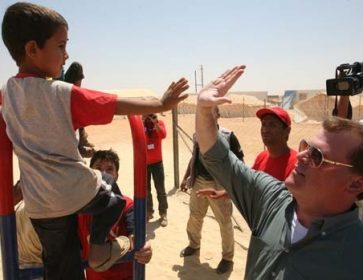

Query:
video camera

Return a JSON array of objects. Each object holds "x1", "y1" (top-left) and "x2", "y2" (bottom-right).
[{"x1": 326, "y1": 62, "x2": 363, "y2": 96}]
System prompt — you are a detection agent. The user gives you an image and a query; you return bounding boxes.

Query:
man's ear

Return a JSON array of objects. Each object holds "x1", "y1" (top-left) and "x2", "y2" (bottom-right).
[{"x1": 24, "y1": 40, "x2": 38, "y2": 59}]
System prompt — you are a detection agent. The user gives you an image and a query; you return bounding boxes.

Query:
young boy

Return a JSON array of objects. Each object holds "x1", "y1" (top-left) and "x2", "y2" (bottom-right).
[
  {"x1": 14, "y1": 150, "x2": 152, "y2": 276},
  {"x1": 1, "y1": 2, "x2": 188, "y2": 279},
  {"x1": 79, "y1": 149, "x2": 152, "y2": 280}
]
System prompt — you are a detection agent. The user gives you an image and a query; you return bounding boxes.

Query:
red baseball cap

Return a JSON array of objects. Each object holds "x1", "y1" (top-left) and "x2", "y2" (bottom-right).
[{"x1": 256, "y1": 106, "x2": 291, "y2": 127}]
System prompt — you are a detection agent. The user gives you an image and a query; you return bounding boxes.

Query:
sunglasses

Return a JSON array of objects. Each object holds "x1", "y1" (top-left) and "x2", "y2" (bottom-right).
[{"x1": 299, "y1": 139, "x2": 354, "y2": 168}]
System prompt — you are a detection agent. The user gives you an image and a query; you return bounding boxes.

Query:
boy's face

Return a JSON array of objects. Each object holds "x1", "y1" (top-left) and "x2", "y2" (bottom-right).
[
  {"x1": 74, "y1": 79, "x2": 82, "y2": 87},
  {"x1": 91, "y1": 159, "x2": 119, "y2": 181},
  {"x1": 27, "y1": 25, "x2": 69, "y2": 78}
]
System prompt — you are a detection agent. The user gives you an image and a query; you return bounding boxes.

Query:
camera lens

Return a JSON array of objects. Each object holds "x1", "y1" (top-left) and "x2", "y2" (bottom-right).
[{"x1": 337, "y1": 81, "x2": 350, "y2": 91}]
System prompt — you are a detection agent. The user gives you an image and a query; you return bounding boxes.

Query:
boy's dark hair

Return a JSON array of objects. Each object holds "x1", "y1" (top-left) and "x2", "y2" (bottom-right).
[
  {"x1": 90, "y1": 149, "x2": 120, "y2": 172},
  {"x1": 65, "y1": 62, "x2": 84, "y2": 84},
  {"x1": 2, "y1": 2, "x2": 68, "y2": 66}
]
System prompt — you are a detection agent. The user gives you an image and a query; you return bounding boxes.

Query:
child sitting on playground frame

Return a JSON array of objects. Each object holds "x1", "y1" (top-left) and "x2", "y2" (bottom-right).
[
  {"x1": 14, "y1": 149, "x2": 152, "y2": 279},
  {"x1": 1, "y1": 2, "x2": 188, "y2": 279}
]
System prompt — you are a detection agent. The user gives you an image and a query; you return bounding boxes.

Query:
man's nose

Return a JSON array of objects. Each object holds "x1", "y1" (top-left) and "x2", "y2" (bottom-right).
[{"x1": 297, "y1": 149, "x2": 310, "y2": 165}]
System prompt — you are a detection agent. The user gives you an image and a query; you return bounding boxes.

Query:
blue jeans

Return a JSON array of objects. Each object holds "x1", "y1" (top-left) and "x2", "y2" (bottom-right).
[{"x1": 147, "y1": 161, "x2": 168, "y2": 215}]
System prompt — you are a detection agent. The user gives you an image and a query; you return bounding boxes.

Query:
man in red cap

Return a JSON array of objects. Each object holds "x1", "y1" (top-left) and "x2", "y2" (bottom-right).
[
  {"x1": 253, "y1": 106, "x2": 297, "y2": 181},
  {"x1": 197, "y1": 106, "x2": 296, "y2": 200}
]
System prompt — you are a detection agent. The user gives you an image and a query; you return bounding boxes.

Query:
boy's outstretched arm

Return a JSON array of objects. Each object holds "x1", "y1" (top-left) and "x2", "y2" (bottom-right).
[
  {"x1": 115, "y1": 78, "x2": 189, "y2": 115},
  {"x1": 196, "y1": 66, "x2": 246, "y2": 154}
]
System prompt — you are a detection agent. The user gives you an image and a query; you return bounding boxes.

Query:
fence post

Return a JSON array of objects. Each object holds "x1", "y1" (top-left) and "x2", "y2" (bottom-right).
[{"x1": 172, "y1": 108, "x2": 179, "y2": 189}]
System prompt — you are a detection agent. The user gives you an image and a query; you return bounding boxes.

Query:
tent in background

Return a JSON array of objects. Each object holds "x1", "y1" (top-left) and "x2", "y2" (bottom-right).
[{"x1": 282, "y1": 90, "x2": 297, "y2": 109}]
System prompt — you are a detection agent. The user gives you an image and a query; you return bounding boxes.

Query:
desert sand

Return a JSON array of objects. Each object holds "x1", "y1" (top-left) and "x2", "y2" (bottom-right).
[{"x1": 0, "y1": 108, "x2": 322, "y2": 279}]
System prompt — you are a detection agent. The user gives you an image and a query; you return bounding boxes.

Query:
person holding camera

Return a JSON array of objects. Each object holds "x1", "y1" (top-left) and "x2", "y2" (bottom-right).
[
  {"x1": 330, "y1": 62, "x2": 363, "y2": 221},
  {"x1": 328, "y1": 61, "x2": 363, "y2": 120},
  {"x1": 142, "y1": 113, "x2": 168, "y2": 227}
]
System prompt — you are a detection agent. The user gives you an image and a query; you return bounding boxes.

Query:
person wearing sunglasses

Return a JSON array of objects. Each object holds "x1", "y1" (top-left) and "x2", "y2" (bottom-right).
[
  {"x1": 335, "y1": 95, "x2": 363, "y2": 220},
  {"x1": 194, "y1": 65, "x2": 363, "y2": 279}
]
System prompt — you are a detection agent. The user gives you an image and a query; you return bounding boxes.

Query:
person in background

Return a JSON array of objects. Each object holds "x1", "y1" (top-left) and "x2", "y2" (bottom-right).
[
  {"x1": 180, "y1": 106, "x2": 244, "y2": 274},
  {"x1": 252, "y1": 106, "x2": 297, "y2": 181},
  {"x1": 196, "y1": 106, "x2": 296, "y2": 200},
  {"x1": 64, "y1": 61, "x2": 95, "y2": 158},
  {"x1": 143, "y1": 113, "x2": 168, "y2": 227}
]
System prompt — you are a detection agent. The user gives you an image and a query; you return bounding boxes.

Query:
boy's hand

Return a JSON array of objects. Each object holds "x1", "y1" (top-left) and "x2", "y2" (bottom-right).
[
  {"x1": 134, "y1": 241, "x2": 152, "y2": 264},
  {"x1": 197, "y1": 66, "x2": 246, "y2": 109},
  {"x1": 160, "y1": 78, "x2": 189, "y2": 111}
]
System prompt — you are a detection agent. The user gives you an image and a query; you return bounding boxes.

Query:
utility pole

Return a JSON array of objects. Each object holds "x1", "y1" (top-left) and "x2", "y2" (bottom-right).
[{"x1": 194, "y1": 64, "x2": 204, "y2": 93}]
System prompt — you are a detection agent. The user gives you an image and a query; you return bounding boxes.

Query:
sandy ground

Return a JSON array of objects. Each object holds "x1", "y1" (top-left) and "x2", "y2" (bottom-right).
[{"x1": 0, "y1": 112, "x2": 321, "y2": 279}]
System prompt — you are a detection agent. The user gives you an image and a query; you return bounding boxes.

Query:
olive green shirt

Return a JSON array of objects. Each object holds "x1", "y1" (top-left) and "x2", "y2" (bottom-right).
[{"x1": 201, "y1": 134, "x2": 363, "y2": 280}]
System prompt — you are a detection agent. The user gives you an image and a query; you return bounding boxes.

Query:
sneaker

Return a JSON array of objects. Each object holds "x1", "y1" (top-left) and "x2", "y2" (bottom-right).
[
  {"x1": 89, "y1": 236, "x2": 131, "y2": 272},
  {"x1": 160, "y1": 214, "x2": 168, "y2": 227},
  {"x1": 216, "y1": 259, "x2": 234, "y2": 274},
  {"x1": 180, "y1": 246, "x2": 200, "y2": 257}
]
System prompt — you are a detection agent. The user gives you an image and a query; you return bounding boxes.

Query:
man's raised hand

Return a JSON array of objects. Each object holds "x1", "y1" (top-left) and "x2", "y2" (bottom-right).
[{"x1": 197, "y1": 65, "x2": 246, "y2": 108}]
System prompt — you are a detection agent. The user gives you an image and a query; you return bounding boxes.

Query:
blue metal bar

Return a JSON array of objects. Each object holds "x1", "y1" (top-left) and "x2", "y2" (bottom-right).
[
  {"x1": 0, "y1": 215, "x2": 19, "y2": 280},
  {"x1": 133, "y1": 198, "x2": 146, "y2": 279}
]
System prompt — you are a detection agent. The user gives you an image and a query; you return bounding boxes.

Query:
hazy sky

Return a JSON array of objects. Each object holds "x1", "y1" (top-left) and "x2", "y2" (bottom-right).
[{"x1": 0, "y1": 0, "x2": 362, "y2": 95}]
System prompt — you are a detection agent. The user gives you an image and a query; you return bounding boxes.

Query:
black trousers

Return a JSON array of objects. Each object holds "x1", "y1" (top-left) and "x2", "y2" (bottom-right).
[
  {"x1": 31, "y1": 214, "x2": 84, "y2": 280},
  {"x1": 30, "y1": 173, "x2": 125, "y2": 279},
  {"x1": 147, "y1": 161, "x2": 168, "y2": 215}
]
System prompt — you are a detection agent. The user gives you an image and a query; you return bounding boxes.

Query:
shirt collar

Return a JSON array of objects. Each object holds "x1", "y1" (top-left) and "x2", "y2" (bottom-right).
[
  {"x1": 311, "y1": 205, "x2": 360, "y2": 233},
  {"x1": 15, "y1": 73, "x2": 44, "y2": 79}
]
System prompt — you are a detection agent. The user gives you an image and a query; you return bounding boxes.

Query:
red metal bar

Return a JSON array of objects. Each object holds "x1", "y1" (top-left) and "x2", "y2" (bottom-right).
[
  {"x1": 0, "y1": 113, "x2": 13, "y2": 215},
  {"x1": 0, "y1": 112, "x2": 20, "y2": 279},
  {"x1": 128, "y1": 115, "x2": 147, "y2": 199},
  {"x1": 127, "y1": 115, "x2": 147, "y2": 280}
]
